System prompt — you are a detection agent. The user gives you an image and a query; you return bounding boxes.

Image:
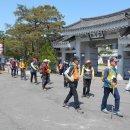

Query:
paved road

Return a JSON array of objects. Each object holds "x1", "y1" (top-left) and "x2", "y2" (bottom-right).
[{"x1": 0, "y1": 72, "x2": 130, "y2": 130}]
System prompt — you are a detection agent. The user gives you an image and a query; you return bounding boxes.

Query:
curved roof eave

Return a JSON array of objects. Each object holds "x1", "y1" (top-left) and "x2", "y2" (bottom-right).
[
  {"x1": 64, "y1": 8, "x2": 130, "y2": 30},
  {"x1": 81, "y1": 8, "x2": 130, "y2": 21}
]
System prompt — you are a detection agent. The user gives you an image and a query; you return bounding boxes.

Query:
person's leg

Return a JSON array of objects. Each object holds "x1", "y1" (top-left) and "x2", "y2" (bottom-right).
[
  {"x1": 23, "y1": 69, "x2": 26, "y2": 80},
  {"x1": 71, "y1": 81, "x2": 80, "y2": 108},
  {"x1": 60, "y1": 69, "x2": 62, "y2": 75},
  {"x1": 64, "y1": 83, "x2": 73, "y2": 103},
  {"x1": 83, "y1": 79, "x2": 87, "y2": 96},
  {"x1": 11, "y1": 68, "x2": 13, "y2": 76},
  {"x1": 42, "y1": 75, "x2": 48, "y2": 89},
  {"x1": 42, "y1": 76, "x2": 46, "y2": 89},
  {"x1": 86, "y1": 79, "x2": 91, "y2": 96},
  {"x1": 17, "y1": 68, "x2": 18, "y2": 75},
  {"x1": 30, "y1": 72, "x2": 33, "y2": 82},
  {"x1": 113, "y1": 88, "x2": 120, "y2": 112},
  {"x1": 16, "y1": 68, "x2": 18, "y2": 75},
  {"x1": 12, "y1": 68, "x2": 15, "y2": 76},
  {"x1": 21, "y1": 69, "x2": 23, "y2": 79},
  {"x1": 34, "y1": 72, "x2": 37, "y2": 83},
  {"x1": 113, "y1": 88, "x2": 123, "y2": 117},
  {"x1": 101, "y1": 87, "x2": 111, "y2": 110},
  {"x1": 14, "y1": 68, "x2": 16, "y2": 76},
  {"x1": 48, "y1": 73, "x2": 50, "y2": 83}
]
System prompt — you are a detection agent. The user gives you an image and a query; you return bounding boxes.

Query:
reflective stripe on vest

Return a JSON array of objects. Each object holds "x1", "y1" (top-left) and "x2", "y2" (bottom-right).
[{"x1": 31, "y1": 63, "x2": 37, "y2": 71}]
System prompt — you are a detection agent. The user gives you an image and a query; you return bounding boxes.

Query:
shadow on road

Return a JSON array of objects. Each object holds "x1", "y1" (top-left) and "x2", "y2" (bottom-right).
[
  {"x1": 68, "y1": 101, "x2": 84, "y2": 109},
  {"x1": 45, "y1": 87, "x2": 54, "y2": 90}
]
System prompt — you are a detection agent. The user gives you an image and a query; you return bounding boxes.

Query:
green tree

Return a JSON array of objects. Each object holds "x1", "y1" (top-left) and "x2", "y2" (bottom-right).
[{"x1": 6, "y1": 4, "x2": 65, "y2": 63}]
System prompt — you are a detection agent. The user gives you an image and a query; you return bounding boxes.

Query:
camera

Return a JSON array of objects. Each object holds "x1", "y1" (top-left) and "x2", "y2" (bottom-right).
[{"x1": 112, "y1": 77, "x2": 117, "y2": 84}]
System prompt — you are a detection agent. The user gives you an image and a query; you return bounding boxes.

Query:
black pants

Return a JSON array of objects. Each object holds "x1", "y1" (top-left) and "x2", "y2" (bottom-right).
[
  {"x1": 42, "y1": 74, "x2": 49, "y2": 89},
  {"x1": 16, "y1": 67, "x2": 18, "y2": 75},
  {"x1": 83, "y1": 79, "x2": 91, "y2": 96},
  {"x1": 30, "y1": 72, "x2": 37, "y2": 83},
  {"x1": 64, "y1": 80, "x2": 80, "y2": 108},
  {"x1": 59, "y1": 69, "x2": 62, "y2": 75},
  {"x1": 11, "y1": 67, "x2": 16, "y2": 77},
  {"x1": 21, "y1": 68, "x2": 26, "y2": 80},
  {"x1": 101, "y1": 87, "x2": 120, "y2": 111}
]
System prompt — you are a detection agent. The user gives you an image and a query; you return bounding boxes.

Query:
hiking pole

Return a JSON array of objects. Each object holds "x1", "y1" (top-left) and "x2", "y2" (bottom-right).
[{"x1": 111, "y1": 76, "x2": 117, "y2": 119}]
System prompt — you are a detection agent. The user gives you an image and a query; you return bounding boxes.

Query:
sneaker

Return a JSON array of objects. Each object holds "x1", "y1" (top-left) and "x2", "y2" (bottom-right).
[
  {"x1": 43, "y1": 88, "x2": 47, "y2": 91},
  {"x1": 62, "y1": 103, "x2": 69, "y2": 108},
  {"x1": 113, "y1": 111, "x2": 123, "y2": 117},
  {"x1": 101, "y1": 108, "x2": 109, "y2": 114},
  {"x1": 75, "y1": 107, "x2": 82, "y2": 110},
  {"x1": 81, "y1": 94, "x2": 86, "y2": 98}
]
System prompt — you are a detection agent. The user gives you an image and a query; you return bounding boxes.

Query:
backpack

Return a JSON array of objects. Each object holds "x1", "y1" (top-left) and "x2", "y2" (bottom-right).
[{"x1": 101, "y1": 68, "x2": 110, "y2": 82}]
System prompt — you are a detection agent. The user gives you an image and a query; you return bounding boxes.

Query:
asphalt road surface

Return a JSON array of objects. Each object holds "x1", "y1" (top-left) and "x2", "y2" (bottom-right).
[{"x1": 0, "y1": 72, "x2": 130, "y2": 130}]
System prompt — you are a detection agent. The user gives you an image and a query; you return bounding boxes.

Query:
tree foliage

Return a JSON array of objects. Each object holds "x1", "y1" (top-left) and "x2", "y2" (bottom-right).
[{"x1": 5, "y1": 4, "x2": 65, "y2": 63}]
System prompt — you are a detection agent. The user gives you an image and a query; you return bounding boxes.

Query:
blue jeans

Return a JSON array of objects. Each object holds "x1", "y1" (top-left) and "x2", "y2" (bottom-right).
[{"x1": 101, "y1": 87, "x2": 120, "y2": 112}]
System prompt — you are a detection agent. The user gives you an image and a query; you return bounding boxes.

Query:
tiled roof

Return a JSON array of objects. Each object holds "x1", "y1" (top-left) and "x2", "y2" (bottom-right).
[{"x1": 63, "y1": 8, "x2": 130, "y2": 31}]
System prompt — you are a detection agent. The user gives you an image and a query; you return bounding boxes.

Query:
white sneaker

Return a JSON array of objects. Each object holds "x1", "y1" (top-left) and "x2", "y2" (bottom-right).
[
  {"x1": 62, "y1": 103, "x2": 69, "y2": 108},
  {"x1": 102, "y1": 108, "x2": 109, "y2": 114},
  {"x1": 113, "y1": 111, "x2": 123, "y2": 117}
]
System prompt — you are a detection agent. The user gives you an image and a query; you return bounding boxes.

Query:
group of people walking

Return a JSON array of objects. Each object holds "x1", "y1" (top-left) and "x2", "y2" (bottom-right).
[
  {"x1": 62, "y1": 56, "x2": 123, "y2": 117},
  {"x1": 9, "y1": 58, "x2": 51, "y2": 90},
  {"x1": 9, "y1": 56, "x2": 124, "y2": 117}
]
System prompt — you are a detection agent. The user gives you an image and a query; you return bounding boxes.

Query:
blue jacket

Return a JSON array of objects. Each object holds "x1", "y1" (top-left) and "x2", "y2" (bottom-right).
[{"x1": 103, "y1": 68, "x2": 111, "y2": 87}]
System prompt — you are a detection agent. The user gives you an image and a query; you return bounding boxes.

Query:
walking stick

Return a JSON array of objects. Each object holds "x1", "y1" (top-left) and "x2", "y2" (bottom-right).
[{"x1": 111, "y1": 77, "x2": 117, "y2": 119}]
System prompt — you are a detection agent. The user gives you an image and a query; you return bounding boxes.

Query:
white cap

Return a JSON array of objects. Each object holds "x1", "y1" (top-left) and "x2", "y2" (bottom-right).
[{"x1": 43, "y1": 59, "x2": 48, "y2": 62}]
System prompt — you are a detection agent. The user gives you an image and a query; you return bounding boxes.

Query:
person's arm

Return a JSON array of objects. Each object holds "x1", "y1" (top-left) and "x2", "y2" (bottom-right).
[
  {"x1": 10, "y1": 62, "x2": 12, "y2": 68},
  {"x1": 31, "y1": 62, "x2": 37, "y2": 70},
  {"x1": 81, "y1": 66, "x2": 84, "y2": 77},
  {"x1": 104, "y1": 68, "x2": 111, "y2": 85},
  {"x1": 19, "y1": 62, "x2": 21, "y2": 68},
  {"x1": 92, "y1": 67, "x2": 95, "y2": 79},
  {"x1": 64, "y1": 65, "x2": 74, "y2": 81}
]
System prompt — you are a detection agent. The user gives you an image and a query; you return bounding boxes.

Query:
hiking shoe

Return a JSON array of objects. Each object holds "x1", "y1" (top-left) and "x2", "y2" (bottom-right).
[
  {"x1": 113, "y1": 111, "x2": 123, "y2": 117},
  {"x1": 62, "y1": 103, "x2": 69, "y2": 108},
  {"x1": 82, "y1": 94, "x2": 86, "y2": 98},
  {"x1": 43, "y1": 87, "x2": 47, "y2": 91},
  {"x1": 101, "y1": 108, "x2": 109, "y2": 114},
  {"x1": 75, "y1": 107, "x2": 82, "y2": 110}
]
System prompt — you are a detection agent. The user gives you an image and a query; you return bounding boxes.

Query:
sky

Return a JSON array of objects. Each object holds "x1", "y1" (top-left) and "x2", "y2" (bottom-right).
[{"x1": 0, "y1": 0, "x2": 130, "y2": 31}]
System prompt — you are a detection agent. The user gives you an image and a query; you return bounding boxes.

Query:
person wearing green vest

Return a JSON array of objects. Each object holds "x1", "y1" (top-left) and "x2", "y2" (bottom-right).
[
  {"x1": 101, "y1": 57, "x2": 123, "y2": 117},
  {"x1": 30, "y1": 58, "x2": 38, "y2": 84}
]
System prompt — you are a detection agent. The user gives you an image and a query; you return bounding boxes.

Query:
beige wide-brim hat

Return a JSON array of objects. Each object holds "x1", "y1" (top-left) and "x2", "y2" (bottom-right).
[
  {"x1": 43, "y1": 59, "x2": 48, "y2": 62},
  {"x1": 47, "y1": 59, "x2": 51, "y2": 63}
]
